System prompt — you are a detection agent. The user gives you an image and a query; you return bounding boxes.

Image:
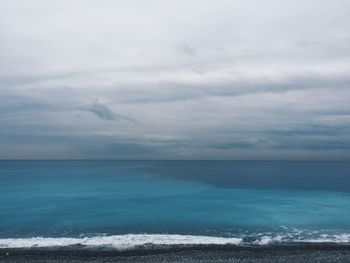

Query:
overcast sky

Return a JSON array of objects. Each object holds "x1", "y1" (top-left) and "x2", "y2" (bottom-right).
[{"x1": 1, "y1": 0, "x2": 350, "y2": 160}]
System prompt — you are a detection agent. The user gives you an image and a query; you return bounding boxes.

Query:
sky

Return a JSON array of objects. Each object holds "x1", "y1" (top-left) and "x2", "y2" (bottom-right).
[{"x1": 0, "y1": 0, "x2": 350, "y2": 160}]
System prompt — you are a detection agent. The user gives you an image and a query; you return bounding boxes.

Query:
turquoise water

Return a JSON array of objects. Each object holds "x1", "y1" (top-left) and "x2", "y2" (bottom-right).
[{"x1": 0, "y1": 161, "x2": 350, "y2": 247}]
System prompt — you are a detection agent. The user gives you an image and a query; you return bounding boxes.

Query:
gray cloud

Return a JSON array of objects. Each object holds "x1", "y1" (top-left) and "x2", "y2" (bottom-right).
[
  {"x1": 83, "y1": 102, "x2": 134, "y2": 122},
  {"x1": 177, "y1": 44, "x2": 197, "y2": 57},
  {"x1": 86, "y1": 103, "x2": 115, "y2": 121},
  {"x1": 0, "y1": 0, "x2": 350, "y2": 160}
]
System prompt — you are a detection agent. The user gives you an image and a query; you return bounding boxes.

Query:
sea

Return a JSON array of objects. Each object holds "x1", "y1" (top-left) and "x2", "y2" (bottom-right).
[{"x1": 0, "y1": 160, "x2": 350, "y2": 249}]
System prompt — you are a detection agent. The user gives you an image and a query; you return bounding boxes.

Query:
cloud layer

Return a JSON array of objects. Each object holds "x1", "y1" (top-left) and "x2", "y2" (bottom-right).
[{"x1": 1, "y1": 0, "x2": 350, "y2": 159}]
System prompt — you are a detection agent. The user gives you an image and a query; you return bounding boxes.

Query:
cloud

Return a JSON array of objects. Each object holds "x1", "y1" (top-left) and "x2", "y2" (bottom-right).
[
  {"x1": 85, "y1": 102, "x2": 119, "y2": 121},
  {"x1": 177, "y1": 44, "x2": 197, "y2": 57},
  {"x1": 0, "y1": 0, "x2": 350, "y2": 160}
]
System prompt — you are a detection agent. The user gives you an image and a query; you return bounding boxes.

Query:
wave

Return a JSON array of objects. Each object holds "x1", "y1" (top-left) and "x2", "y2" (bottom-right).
[
  {"x1": 298, "y1": 234, "x2": 350, "y2": 243},
  {"x1": 0, "y1": 234, "x2": 243, "y2": 249},
  {"x1": 1, "y1": 232, "x2": 350, "y2": 249},
  {"x1": 252, "y1": 232, "x2": 350, "y2": 245}
]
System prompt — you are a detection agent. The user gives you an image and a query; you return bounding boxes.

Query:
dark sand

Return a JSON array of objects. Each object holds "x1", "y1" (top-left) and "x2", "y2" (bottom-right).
[{"x1": 1, "y1": 244, "x2": 350, "y2": 263}]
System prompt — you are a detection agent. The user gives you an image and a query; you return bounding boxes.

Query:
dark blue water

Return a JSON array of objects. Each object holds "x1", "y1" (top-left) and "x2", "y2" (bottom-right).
[{"x1": 0, "y1": 160, "x2": 350, "y2": 247}]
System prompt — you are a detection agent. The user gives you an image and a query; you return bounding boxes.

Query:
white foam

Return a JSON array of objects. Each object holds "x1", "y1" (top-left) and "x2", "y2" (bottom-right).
[
  {"x1": 252, "y1": 232, "x2": 350, "y2": 245},
  {"x1": 254, "y1": 235, "x2": 284, "y2": 245},
  {"x1": 0, "y1": 234, "x2": 243, "y2": 249},
  {"x1": 1, "y1": 233, "x2": 349, "y2": 249},
  {"x1": 298, "y1": 234, "x2": 350, "y2": 243}
]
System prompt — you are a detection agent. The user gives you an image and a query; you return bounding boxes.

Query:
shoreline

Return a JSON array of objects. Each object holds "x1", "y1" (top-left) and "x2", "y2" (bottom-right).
[{"x1": 1, "y1": 244, "x2": 350, "y2": 263}]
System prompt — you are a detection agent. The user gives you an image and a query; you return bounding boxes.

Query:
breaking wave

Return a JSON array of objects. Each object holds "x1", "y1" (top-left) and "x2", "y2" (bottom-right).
[
  {"x1": 0, "y1": 232, "x2": 350, "y2": 249},
  {"x1": 0, "y1": 234, "x2": 242, "y2": 249}
]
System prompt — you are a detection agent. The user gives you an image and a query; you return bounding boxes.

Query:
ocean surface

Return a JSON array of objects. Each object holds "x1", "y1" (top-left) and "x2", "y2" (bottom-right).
[{"x1": 0, "y1": 160, "x2": 350, "y2": 249}]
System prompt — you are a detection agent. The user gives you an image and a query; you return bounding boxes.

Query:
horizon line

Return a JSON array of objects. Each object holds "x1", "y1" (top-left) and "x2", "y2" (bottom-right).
[{"x1": 0, "y1": 159, "x2": 349, "y2": 162}]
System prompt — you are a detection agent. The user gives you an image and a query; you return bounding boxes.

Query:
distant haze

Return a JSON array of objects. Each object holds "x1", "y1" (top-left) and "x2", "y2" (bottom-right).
[{"x1": 1, "y1": 0, "x2": 350, "y2": 160}]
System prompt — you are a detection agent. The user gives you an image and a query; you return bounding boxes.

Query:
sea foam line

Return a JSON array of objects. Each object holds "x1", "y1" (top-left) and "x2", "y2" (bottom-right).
[
  {"x1": 1, "y1": 233, "x2": 350, "y2": 249},
  {"x1": 0, "y1": 234, "x2": 243, "y2": 249},
  {"x1": 253, "y1": 233, "x2": 350, "y2": 245}
]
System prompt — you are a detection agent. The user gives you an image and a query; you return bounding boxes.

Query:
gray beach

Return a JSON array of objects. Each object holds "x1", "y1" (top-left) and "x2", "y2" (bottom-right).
[{"x1": 1, "y1": 244, "x2": 350, "y2": 263}]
